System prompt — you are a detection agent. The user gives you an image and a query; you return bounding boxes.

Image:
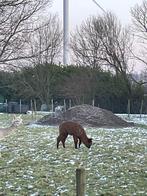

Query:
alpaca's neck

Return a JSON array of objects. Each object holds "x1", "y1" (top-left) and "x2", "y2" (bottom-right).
[{"x1": 80, "y1": 131, "x2": 89, "y2": 141}]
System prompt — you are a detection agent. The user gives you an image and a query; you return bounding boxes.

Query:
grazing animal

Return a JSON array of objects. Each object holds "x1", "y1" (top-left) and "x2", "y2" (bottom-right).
[
  {"x1": 57, "y1": 121, "x2": 92, "y2": 149},
  {"x1": 0, "y1": 115, "x2": 23, "y2": 140}
]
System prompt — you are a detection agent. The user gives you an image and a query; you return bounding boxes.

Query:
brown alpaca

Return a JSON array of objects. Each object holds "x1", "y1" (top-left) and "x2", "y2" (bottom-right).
[
  {"x1": 0, "y1": 115, "x2": 23, "y2": 140},
  {"x1": 57, "y1": 121, "x2": 92, "y2": 149}
]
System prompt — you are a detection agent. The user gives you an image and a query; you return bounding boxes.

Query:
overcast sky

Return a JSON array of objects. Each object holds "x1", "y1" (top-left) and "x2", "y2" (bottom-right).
[
  {"x1": 49, "y1": 0, "x2": 143, "y2": 30},
  {"x1": 48, "y1": 0, "x2": 144, "y2": 72}
]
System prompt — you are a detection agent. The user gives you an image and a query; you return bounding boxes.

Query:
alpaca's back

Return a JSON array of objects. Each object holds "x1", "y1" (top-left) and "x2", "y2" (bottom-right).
[
  {"x1": 0, "y1": 115, "x2": 22, "y2": 139},
  {"x1": 59, "y1": 121, "x2": 85, "y2": 137}
]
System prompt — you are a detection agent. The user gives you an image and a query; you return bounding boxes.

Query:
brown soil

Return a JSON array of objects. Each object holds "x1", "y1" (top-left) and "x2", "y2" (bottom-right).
[{"x1": 37, "y1": 104, "x2": 134, "y2": 128}]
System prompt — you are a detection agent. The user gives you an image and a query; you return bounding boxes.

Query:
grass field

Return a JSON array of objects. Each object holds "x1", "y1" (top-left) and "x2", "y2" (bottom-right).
[{"x1": 0, "y1": 113, "x2": 147, "y2": 195}]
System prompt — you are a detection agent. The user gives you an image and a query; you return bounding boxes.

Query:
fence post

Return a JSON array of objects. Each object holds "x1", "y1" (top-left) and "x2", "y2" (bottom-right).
[
  {"x1": 76, "y1": 168, "x2": 86, "y2": 196},
  {"x1": 34, "y1": 99, "x2": 37, "y2": 113},
  {"x1": 5, "y1": 99, "x2": 8, "y2": 113},
  {"x1": 51, "y1": 99, "x2": 54, "y2": 113},
  {"x1": 64, "y1": 99, "x2": 66, "y2": 111},
  {"x1": 19, "y1": 99, "x2": 22, "y2": 113},
  {"x1": 30, "y1": 99, "x2": 34, "y2": 119},
  {"x1": 140, "y1": 99, "x2": 144, "y2": 119},
  {"x1": 92, "y1": 99, "x2": 95, "y2": 107},
  {"x1": 69, "y1": 99, "x2": 71, "y2": 108},
  {"x1": 127, "y1": 99, "x2": 130, "y2": 119},
  {"x1": 34, "y1": 99, "x2": 37, "y2": 120}
]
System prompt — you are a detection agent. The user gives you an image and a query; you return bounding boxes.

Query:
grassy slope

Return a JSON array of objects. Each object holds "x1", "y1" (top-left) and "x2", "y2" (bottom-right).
[{"x1": 0, "y1": 114, "x2": 147, "y2": 195}]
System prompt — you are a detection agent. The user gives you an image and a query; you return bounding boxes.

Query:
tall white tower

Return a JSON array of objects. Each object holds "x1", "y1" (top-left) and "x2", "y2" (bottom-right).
[{"x1": 63, "y1": 0, "x2": 69, "y2": 65}]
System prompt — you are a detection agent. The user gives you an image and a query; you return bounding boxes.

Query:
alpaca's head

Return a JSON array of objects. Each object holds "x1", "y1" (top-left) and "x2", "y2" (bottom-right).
[{"x1": 85, "y1": 138, "x2": 92, "y2": 148}]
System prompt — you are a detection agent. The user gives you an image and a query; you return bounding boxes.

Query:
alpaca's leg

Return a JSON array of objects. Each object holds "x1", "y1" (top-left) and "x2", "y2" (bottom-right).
[
  {"x1": 73, "y1": 135, "x2": 78, "y2": 149},
  {"x1": 79, "y1": 138, "x2": 82, "y2": 148},
  {"x1": 61, "y1": 134, "x2": 68, "y2": 148},
  {"x1": 57, "y1": 136, "x2": 61, "y2": 149}
]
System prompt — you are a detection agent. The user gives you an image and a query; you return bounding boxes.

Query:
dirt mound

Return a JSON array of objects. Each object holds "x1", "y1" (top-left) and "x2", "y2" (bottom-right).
[{"x1": 37, "y1": 104, "x2": 134, "y2": 128}]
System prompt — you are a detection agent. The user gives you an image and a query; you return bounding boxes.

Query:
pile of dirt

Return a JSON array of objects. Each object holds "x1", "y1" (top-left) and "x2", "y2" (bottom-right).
[{"x1": 37, "y1": 104, "x2": 134, "y2": 128}]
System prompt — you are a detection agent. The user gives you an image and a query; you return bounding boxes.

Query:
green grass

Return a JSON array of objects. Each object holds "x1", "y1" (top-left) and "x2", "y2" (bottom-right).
[{"x1": 0, "y1": 114, "x2": 147, "y2": 195}]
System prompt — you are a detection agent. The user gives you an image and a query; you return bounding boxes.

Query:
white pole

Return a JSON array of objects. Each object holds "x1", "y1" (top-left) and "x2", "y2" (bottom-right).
[{"x1": 63, "y1": 0, "x2": 69, "y2": 65}]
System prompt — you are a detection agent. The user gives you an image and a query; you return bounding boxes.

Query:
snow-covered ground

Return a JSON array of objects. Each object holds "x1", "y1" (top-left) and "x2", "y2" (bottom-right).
[
  {"x1": 116, "y1": 113, "x2": 147, "y2": 125},
  {"x1": 0, "y1": 113, "x2": 146, "y2": 195}
]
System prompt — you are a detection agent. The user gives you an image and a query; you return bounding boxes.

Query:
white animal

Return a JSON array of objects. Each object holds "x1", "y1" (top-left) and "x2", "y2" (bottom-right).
[{"x1": 0, "y1": 115, "x2": 23, "y2": 140}]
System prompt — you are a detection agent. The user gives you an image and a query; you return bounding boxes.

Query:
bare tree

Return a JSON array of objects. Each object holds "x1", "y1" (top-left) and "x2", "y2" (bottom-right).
[
  {"x1": 131, "y1": 0, "x2": 147, "y2": 69},
  {"x1": 0, "y1": 0, "x2": 51, "y2": 67},
  {"x1": 28, "y1": 14, "x2": 62, "y2": 65},
  {"x1": 72, "y1": 12, "x2": 133, "y2": 71},
  {"x1": 71, "y1": 12, "x2": 133, "y2": 97},
  {"x1": 71, "y1": 18, "x2": 103, "y2": 69},
  {"x1": 131, "y1": 0, "x2": 147, "y2": 37}
]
